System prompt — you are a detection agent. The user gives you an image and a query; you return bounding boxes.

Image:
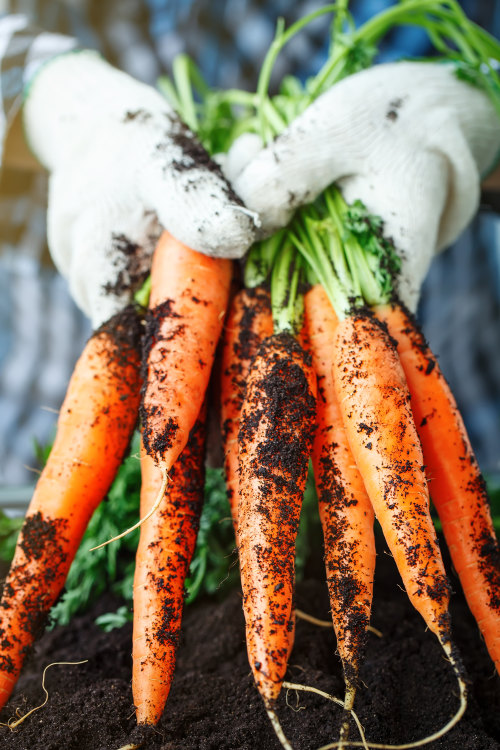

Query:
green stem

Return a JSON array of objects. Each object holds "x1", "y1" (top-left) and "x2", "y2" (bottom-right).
[
  {"x1": 290, "y1": 216, "x2": 354, "y2": 320},
  {"x1": 270, "y1": 242, "x2": 304, "y2": 335},
  {"x1": 256, "y1": 5, "x2": 338, "y2": 141},
  {"x1": 244, "y1": 231, "x2": 286, "y2": 288},
  {"x1": 172, "y1": 54, "x2": 199, "y2": 132},
  {"x1": 308, "y1": 0, "x2": 437, "y2": 98},
  {"x1": 186, "y1": 548, "x2": 207, "y2": 603},
  {"x1": 134, "y1": 276, "x2": 151, "y2": 308}
]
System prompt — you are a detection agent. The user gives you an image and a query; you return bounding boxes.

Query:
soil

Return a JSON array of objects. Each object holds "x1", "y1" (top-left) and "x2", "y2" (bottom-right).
[{"x1": 1, "y1": 535, "x2": 499, "y2": 750}]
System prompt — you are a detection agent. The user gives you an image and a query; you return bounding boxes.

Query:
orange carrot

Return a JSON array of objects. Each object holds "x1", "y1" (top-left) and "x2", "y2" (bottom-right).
[
  {"x1": 132, "y1": 404, "x2": 206, "y2": 725},
  {"x1": 376, "y1": 301, "x2": 500, "y2": 672},
  {"x1": 238, "y1": 332, "x2": 316, "y2": 708},
  {"x1": 220, "y1": 287, "x2": 273, "y2": 529},
  {"x1": 0, "y1": 307, "x2": 142, "y2": 709},
  {"x1": 140, "y1": 231, "x2": 232, "y2": 475},
  {"x1": 332, "y1": 309, "x2": 451, "y2": 642},
  {"x1": 304, "y1": 286, "x2": 375, "y2": 714}
]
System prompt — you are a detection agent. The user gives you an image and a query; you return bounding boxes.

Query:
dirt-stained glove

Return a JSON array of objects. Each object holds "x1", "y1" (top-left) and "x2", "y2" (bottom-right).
[
  {"x1": 23, "y1": 51, "x2": 257, "y2": 328},
  {"x1": 228, "y1": 62, "x2": 500, "y2": 310}
]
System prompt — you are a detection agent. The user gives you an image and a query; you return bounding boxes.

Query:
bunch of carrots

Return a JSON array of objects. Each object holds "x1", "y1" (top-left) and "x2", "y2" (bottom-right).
[{"x1": 1, "y1": 2, "x2": 500, "y2": 749}]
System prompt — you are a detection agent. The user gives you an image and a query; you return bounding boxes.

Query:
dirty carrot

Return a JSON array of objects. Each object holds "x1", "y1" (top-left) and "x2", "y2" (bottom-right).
[
  {"x1": 238, "y1": 331, "x2": 316, "y2": 708},
  {"x1": 220, "y1": 286, "x2": 273, "y2": 530},
  {"x1": 332, "y1": 309, "x2": 451, "y2": 641},
  {"x1": 292, "y1": 192, "x2": 467, "y2": 744},
  {"x1": 0, "y1": 307, "x2": 142, "y2": 708},
  {"x1": 140, "y1": 231, "x2": 232, "y2": 476},
  {"x1": 376, "y1": 300, "x2": 500, "y2": 673},
  {"x1": 237, "y1": 244, "x2": 316, "y2": 711},
  {"x1": 304, "y1": 283, "x2": 375, "y2": 738},
  {"x1": 133, "y1": 404, "x2": 206, "y2": 726}
]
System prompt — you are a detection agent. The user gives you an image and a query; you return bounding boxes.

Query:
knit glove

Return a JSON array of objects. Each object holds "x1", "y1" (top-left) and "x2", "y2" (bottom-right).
[
  {"x1": 23, "y1": 51, "x2": 257, "y2": 328},
  {"x1": 228, "y1": 62, "x2": 500, "y2": 310}
]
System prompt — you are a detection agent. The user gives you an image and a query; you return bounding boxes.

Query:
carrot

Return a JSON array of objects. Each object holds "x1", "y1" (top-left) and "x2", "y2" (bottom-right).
[
  {"x1": 376, "y1": 300, "x2": 500, "y2": 672},
  {"x1": 220, "y1": 287, "x2": 273, "y2": 529},
  {"x1": 0, "y1": 307, "x2": 142, "y2": 709},
  {"x1": 304, "y1": 285, "x2": 375, "y2": 725},
  {"x1": 132, "y1": 404, "x2": 206, "y2": 726},
  {"x1": 291, "y1": 190, "x2": 467, "y2": 744},
  {"x1": 237, "y1": 332, "x2": 316, "y2": 708},
  {"x1": 140, "y1": 231, "x2": 232, "y2": 476},
  {"x1": 332, "y1": 309, "x2": 452, "y2": 642}
]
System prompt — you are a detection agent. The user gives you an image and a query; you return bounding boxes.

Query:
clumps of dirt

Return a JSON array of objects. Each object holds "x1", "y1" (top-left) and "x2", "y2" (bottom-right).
[
  {"x1": 122, "y1": 109, "x2": 153, "y2": 124},
  {"x1": 139, "y1": 300, "x2": 183, "y2": 461},
  {"x1": 94, "y1": 304, "x2": 143, "y2": 370},
  {"x1": 0, "y1": 514, "x2": 70, "y2": 658},
  {"x1": 161, "y1": 113, "x2": 245, "y2": 206},
  {"x1": 101, "y1": 232, "x2": 153, "y2": 301},
  {"x1": 235, "y1": 288, "x2": 272, "y2": 363}
]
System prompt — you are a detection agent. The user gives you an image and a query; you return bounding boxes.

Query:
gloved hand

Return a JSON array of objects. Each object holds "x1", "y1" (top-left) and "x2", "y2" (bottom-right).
[
  {"x1": 228, "y1": 62, "x2": 500, "y2": 310},
  {"x1": 23, "y1": 51, "x2": 258, "y2": 328}
]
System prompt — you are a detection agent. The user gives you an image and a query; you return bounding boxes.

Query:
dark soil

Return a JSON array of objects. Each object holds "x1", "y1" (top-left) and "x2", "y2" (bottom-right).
[{"x1": 1, "y1": 535, "x2": 500, "y2": 750}]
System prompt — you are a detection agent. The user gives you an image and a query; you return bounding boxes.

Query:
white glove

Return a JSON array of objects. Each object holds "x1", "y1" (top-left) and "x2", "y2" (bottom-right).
[
  {"x1": 23, "y1": 51, "x2": 258, "y2": 328},
  {"x1": 229, "y1": 62, "x2": 500, "y2": 310}
]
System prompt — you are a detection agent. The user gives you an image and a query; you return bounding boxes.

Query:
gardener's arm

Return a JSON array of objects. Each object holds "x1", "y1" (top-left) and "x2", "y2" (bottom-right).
[{"x1": 230, "y1": 62, "x2": 500, "y2": 311}]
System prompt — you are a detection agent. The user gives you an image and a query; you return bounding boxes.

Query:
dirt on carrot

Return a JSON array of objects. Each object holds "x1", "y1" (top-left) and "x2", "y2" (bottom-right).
[
  {"x1": 139, "y1": 231, "x2": 232, "y2": 469},
  {"x1": 220, "y1": 286, "x2": 273, "y2": 525},
  {"x1": 238, "y1": 332, "x2": 317, "y2": 708},
  {"x1": 332, "y1": 308, "x2": 451, "y2": 640}
]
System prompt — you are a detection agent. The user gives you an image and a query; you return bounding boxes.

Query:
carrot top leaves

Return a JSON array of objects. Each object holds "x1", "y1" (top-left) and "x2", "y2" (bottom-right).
[
  {"x1": 243, "y1": 231, "x2": 286, "y2": 290},
  {"x1": 0, "y1": 513, "x2": 23, "y2": 564},
  {"x1": 270, "y1": 241, "x2": 305, "y2": 336},
  {"x1": 338, "y1": 194, "x2": 401, "y2": 301},
  {"x1": 184, "y1": 467, "x2": 238, "y2": 604},
  {"x1": 290, "y1": 187, "x2": 402, "y2": 319}
]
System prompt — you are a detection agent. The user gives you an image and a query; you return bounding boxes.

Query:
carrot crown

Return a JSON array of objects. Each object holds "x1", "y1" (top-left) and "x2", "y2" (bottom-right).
[
  {"x1": 290, "y1": 187, "x2": 402, "y2": 319},
  {"x1": 244, "y1": 235, "x2": 305, "y2": 337}
]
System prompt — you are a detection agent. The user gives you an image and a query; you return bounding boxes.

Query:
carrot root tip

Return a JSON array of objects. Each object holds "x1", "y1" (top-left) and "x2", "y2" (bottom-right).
[
  {"x1": 338, "y1": 683, "x2": 357, "y2": 748},
  {"x1": 0, "y1": 660, "x2": 88, "y2": 730},
  {"x1": 313, "y1": 642, "x2": 467, "y2": 750},
  {"x1": 266, "y1": 707, "x2": 294, "y2": 750},
  {"x1": 282, "y1": 681, "x2": 368, "y2": 750}
]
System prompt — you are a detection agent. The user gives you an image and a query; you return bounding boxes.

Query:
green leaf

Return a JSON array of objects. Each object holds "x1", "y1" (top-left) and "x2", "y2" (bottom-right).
[
  {"x1": 0, "y1": 511, "x2": 23, "y2": 563},
  {"x1": 185, "y1": 467, "x2": 238, "y2": 603},
  {"x1": 95, "y1": 605, "x2": 133, "y2": 632}
]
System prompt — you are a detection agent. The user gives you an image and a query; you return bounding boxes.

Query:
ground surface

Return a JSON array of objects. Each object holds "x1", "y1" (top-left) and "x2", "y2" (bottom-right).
[{"x1": 1, "y1": 537, "x2": 500, "y2": 750}]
